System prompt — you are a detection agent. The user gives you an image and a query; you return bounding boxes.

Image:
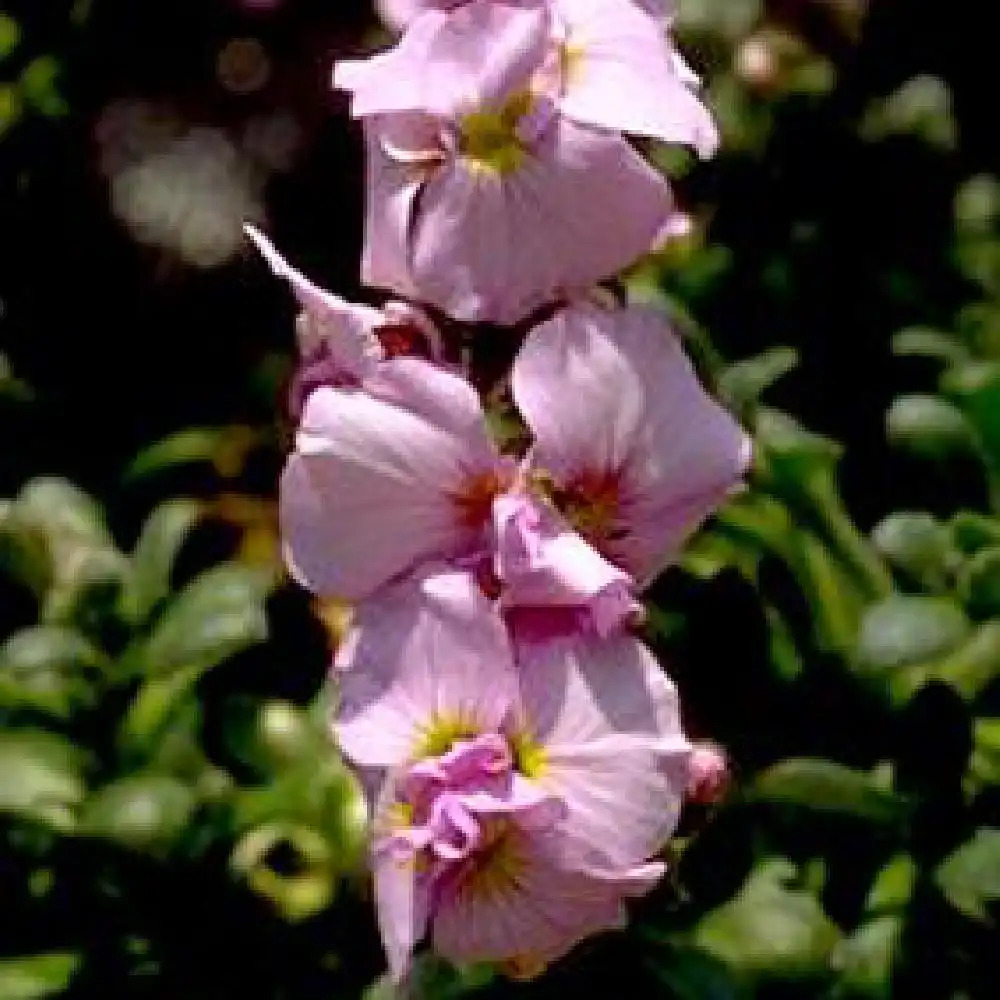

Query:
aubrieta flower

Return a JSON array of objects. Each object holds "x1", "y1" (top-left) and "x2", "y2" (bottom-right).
[
  {"x1": 334, "y1": 567, "x2": 691, "y2": 978},
  {"x1": 279, "y1": 294, "x2": 747, "y2": 624},
  {"x1": 336, "y1": 0, "x2": 675, "y2": 322},
  {"x1": 252, "y1": 0, "x2": 747, "y2": 980}
]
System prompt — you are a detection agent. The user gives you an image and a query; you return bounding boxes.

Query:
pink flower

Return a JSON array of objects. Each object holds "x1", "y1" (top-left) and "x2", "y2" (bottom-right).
[
  {"x1": 335, "y1": 567, "x2": 691, "y2": 978},
  {"x1": 337, "y1": 0, "x2": 672, "y2": 322},
  {"x1": 512, "y1": 300, "x2": 752, "y2": 585},
  {"x1": 244, "y1": 226, "x2": 442, "y2": 417},
  {"x1": 280, "y1": 348, "x2": 639, "y2": 635}
]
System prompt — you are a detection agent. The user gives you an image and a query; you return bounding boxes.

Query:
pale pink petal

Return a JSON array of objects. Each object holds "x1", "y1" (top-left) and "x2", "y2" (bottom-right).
[
  {"x1": 540, "y1": 736, "x2": 687, "y2": 870},
  {"x1": 338, "y1": 2, "x2": 549, "y2": 118},
  {"x1": 280, "y1": 368, "x2": 497, "y2": 599},
  {"x1": 555, "y1": 0, "x2": 719, "y2": 156},
  {"x1": 432, "y1": 826, "x2": 649, "y2": 970},
  {"x1": 515, "y1": 302, "x2": 751, "y2": 583},
  {"x1": 244, "y1": 225, "x2": 384, "y2": 375},
  {"x1": 334, "y1": 568, "x2": 518, "y2": 769},
  {"x1": 372, "y1": 777, "x2": 433, "y2": 982},
  {"x1": 492, "y1": 493, "x2": 635, "y2": 638},
  {"x1": 512, "y1": 634, "x2": 691, "y2": 868},
  {"x1": 408, "y1": 119, "x2": 672, "y2": 323},
  {"x1": 513, "y1": 301, "x2": 648, "y2": 480},
  {"x1": 514, "y1": 632, "x2": 688, "y2": 750},
  {"x1": 360, "y1": 118, "x2": 427, "y2": 301}
]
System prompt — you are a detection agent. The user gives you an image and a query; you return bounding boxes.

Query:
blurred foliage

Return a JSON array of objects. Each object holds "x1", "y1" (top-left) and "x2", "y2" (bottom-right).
[{"x1": 4, "y1": 0, "x2": 1000, "y2": 998}]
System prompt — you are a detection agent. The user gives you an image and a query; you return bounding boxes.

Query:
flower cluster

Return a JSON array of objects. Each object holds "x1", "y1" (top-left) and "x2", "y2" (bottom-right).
[{"x1": 248, "y1": 0, "x2": 750, "y2": 984}]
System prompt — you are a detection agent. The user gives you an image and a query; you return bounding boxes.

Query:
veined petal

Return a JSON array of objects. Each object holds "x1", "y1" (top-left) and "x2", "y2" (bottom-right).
[
  {"x1": 408, "y1": 119, "x2": 671, "y2": 324},
  {"x1": 515, "y1": 301, "x2": 750, "y2": 583},
  {"x1": 541, "y1": 735, "x2": 688, "y2": 870},
  {"x1": 432, "y1": 825, "x2": 651, "y2": 972},
  {"x1": 555, "y1": 0, "x2": 718, "y2": 156},
  {"x1": 280, "y1": 371, "x2": 497, "y2": 599},
  {"x1": 514, "y1": 632, "x2": 687, "y2": 749},
  {"x1": 335, "y1": 568, "x2": 518, "y2": 769}
]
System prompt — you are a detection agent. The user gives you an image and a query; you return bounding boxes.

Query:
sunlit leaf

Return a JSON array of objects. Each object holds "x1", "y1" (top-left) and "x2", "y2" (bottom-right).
[
  {"x1": 127, "y1": 499, "x2": 204, "y2": 623},
  {"x1": 79, "y1": 774, "x2": 196, "y2": 853},
  {"x1": 122, "y1": 562, "x2": 272, "y2": 678},
  {"x1": 0, "y1": 730, "x2": 87, "y2": 832},
  {"x1": 750, "y1": 759, "x2": 907, "y2": 824},
  {"x1": 934, "y1": 827, "x2": 1000, "y2": 921},
  {"x1": 0, "y1": 953, "x2": 81, "y2": 1000},
  {"x1": 692, "y1": 858, "x2": 841, "y2": 981}
]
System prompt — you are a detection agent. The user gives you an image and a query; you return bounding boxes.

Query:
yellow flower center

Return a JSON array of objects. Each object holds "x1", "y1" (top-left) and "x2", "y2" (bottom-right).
[
  {"x1": 413, "y1": 712, "x2": 482, "y2": 759},
  {"x1": 458, "y1": 91, "x2": 534, "y2": 175},
  {"x1": 510, "y1": 729, "x2": 547, "y2": 779}
]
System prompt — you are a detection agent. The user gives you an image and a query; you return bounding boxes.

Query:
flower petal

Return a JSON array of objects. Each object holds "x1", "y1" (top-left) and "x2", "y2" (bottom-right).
[
  {"x1": 244, "y1": 225, "x2": 384, "y2": 378},
  {"x1": 493, "y1": 493, "x2": 635, "y2": 638},
  {"x1": 409, "y1": 119, "x2": 671, "y2": 323},
  {"x1": 280, "y1": 367, "x2": 497, "y2": 599},
  {"x1": 512, "y1": 634, "x2": 690, "y2": 868},
  {"x1": 514, "y1": 632, "x2": 687, "y2": 750},
  {"x1": 515, "y1": 301, "x2": 750, "y2": 582},
  {"x1": 432, "y1": 825, "x2": 651, "y2": 970},
  {"x1": 555, "y1": 0, "x2": 718, "y2": 156},
  {"x1": 335, "y1": 568, "x2": 518, "y2": 770}
]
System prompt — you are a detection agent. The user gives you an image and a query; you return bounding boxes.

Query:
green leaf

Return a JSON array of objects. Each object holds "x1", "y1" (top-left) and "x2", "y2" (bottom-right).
[
  {"x1": 0, "y1": 730, "x2": 87, "y2": 832},
  {"x1": 13, "y1": 477, "x2": 111, "y2": 552},
  {"x1": 863, "y1": 854, "x2": 918, "y2": 917},
  {"x1": 0, "y1": 953, "x2": 81, "y2": 1000},
  {"x1": 856, "y1": 595, "x2": 970, "y2": 672},
  {"x1": 123, "y1": 426, "x2": 257, "y2": 483},
  {"x1": 123, "y1": 562, "x2": 272, "y2": 679},
  {"x1": 870, "y1": 512, "x2": 952, "y2": 588},
  {"x1": 222, "y1": 697, "x2": 327, "y2": 777},
  {"x1": 0, "y1": 626, "x2": 107, "y2": 720},
  {"x1": 79, "y1": 774, "x2": 196, "y2": 853},
  {"x1": 0, "y1": 15, "x2": 21, "y2": 61},
  {"x1": 968, "y1": 718, "x2": 1000, "y2": 791},
  {"x1": 890, "y1": 326, "x2": 970, "y2": 366},
  {"x1": 958, "y1": 546, "x2": 1000, "y2": 618},
  {"x1": 830, "y1": 915, "x2": 902, "y2": 1000},
  {"x1": 934, "y1": 827, "x2": 1000, "y2": 921},
  {"x1": 19, "y1": 57, "x2": 68, "y2": 118},
  {"x1": 117, "y1": 665, "x2": 204, "y2": 763},
  {"x1": 719, "y1": 347, "x2": 798, "y2": 412},
  {"x1": 886, "y1": 394, "x2": 976, "y2": 461},
  {"x1": 954, "y1": 174, "x2": 1000, "y2": 234},
  {"x1": 951, "y1": 511, "x2": 1000, "y2": 554},
  {"x1": 893, "y1": 620, "x2": 1000, "y2": 704},
  {"x1": 750, "y1": 759, "x2": 907, "y2": 824},
  {"x1": 692, "y1": 858, "x2": 841, "y2": 982},
  {"x1": 127, "y1": 499, "x2": 204, "y2": 623},
  {"x1": 942, "y1": 360, "x2": 1000, "y2": 466}
]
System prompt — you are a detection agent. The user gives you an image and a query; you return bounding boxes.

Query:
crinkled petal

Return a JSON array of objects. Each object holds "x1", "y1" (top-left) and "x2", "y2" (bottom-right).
[
  {"x1": 493, "y1": 493, "x2": 634, "y2": 638},
  {"x1": 555, "y1": 0, "x2": 718, "y2": 156},
  {"x1": 515, "y1": 301, "x2": 750, "y2": 582},
  {"x1": 280, "y1": 367, "x2": 497, "y2": 599},
  {"x1": 408, "y1": 119, "x2": 671, "y2": 324},
  {"x1": 335, "y1": 568, "x2": 518, "y2": 769}
]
